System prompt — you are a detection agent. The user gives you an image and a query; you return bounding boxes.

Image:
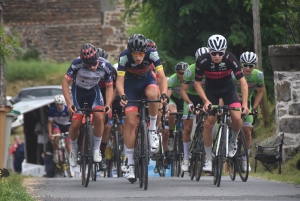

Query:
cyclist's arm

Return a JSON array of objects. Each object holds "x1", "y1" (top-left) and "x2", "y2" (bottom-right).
[
  {"x1": 116, "y1": 73, "x2": 125, "y2": 96},
  {"x1": 194, "y1": 81, "x2": 209, "y2": 104},
  {"x1": 156, "y1": 67, "x2": 168, "y2": 95},
  {"x1": 47, "y1": 119, "x2": 53, "y2": 137},
  {"x1": 180, "y1": 83, "x2": 192, "y2": 104},
  {"x1": 253, "y1": 86, "x2": 264, "y2": 109},
  {"x1": 105, "y1": 82, "x2": 114, "y2": 106},
  {"x1": 167, "y1": 89, "x2": 172, "y2": 98},
  {"x1": 62, "y1": 76, "x2": 72, "y2": 107},
  {"x1": 238, "y1": 77, "x2": 249, "y2": 108}
]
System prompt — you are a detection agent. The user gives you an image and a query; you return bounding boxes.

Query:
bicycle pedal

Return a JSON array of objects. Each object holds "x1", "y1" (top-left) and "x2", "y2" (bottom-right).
[{"x1": 128, "y1": 178, "x2": 137, "y2": 184}]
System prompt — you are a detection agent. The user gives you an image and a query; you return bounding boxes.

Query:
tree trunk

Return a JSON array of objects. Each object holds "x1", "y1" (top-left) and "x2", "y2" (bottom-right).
[{"x1": 252, "y1": 0, "x2": 270, "y2": 127}]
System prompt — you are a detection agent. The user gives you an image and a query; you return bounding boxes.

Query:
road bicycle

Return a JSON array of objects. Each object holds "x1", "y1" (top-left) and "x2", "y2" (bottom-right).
[
  {"x1": 210, "y1": 105, "x2": 244, "y2": 187},
  {"x1": 126, "y1": 98, "x2": 165, "y2": 190},
  {"x1": 189, "y1": 105, "x2": 206, "y2": 181},
  {"x1": 52, "y1": 132, "x2": 71, "y2": 178},
  {"x1": 74, "y1": 103, "x2": 107, "y2": 187}
]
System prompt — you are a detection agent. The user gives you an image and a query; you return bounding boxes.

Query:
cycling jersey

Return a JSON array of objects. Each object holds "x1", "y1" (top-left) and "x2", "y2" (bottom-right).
[
  {"x1": 117, "y1": 48, "x2": 163, "y2": 78},
  {"x1": 99, "y1": 66, "x2": 117, "y2": 100},
  {"x1": 232, "y1": 69, "x2": 264, "y2": 100},
  {"x1": 195, "y1": 52, "x2": 243, "y2": 110},
  {"x1": 65, "y1": 57, "x2": 113, "y2": 89},
  {"x1": 183, "y1": 63, "x2": 205, "y2": 95},
  {"x1": 168, "y1": 73, "x2": 182, "y2": 99},
  {"x1": 48, "y1": 105, "x2": 70, "y2": 126}
]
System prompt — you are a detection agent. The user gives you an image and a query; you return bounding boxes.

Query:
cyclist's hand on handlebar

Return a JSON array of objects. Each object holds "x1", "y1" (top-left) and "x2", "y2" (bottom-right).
[
  {"x1": 68, "y1": 105, "x2": 76, "y2": 114},
  {"x1": 160, "y1": 93, "x2": 169, "y2": 104},
  {"x1": 187, "y1": 103, "x2": 194, "y2": 112},
  {"x1": 241, "y1": 105, "x2": 249, "y2": 115},
  {"x1": 120, "y1": 95, "x2": 128, "y2": 107},
  {"x1": 104, "y1": 105, "x2": 111, "y2": 114},
  {"x1": 48, "y1": 134, "x2": 54, "y2": 141},
  {"x1": 252, "y1": 108, "x2": 259, "y2": 115},
  {"x1": 203, "y1": 101, "x2": 212, "y2": 112}
]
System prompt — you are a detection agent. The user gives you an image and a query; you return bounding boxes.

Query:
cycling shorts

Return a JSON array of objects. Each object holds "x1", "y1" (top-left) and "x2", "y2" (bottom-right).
[
  {"x1": 183, "y1": 94, "x2": 203, "y2": 119},
  {"x1": 205, "y1": 82, "x2": 241, "y2": 116},
  {"x1": 169, "y1": 94, "x2": 184, "y2": 112},
  {"x1": 71, "y1": 83, "x2": 104, "y2": 112},
  {"x1": 124, "y1": 73, "x2": 158, "y2": 109}
]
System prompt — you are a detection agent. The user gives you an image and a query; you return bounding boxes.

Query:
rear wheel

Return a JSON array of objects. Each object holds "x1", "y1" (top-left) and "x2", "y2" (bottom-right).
[
  {"x1": 189, "y1": 151, "x2": 195, "y2": 180},
  {"x1": 142, "y1": 122, "x2": 149, "y2": 190},
  {"x1": 236, "y1": 131, "x2": 249, "y2": 182},
  {"x1": 91, "y1": 163, "x2": 97, "y2": 181},
  {"x1": 228, "y1": 158, "x2": 236, "y2": 181}
]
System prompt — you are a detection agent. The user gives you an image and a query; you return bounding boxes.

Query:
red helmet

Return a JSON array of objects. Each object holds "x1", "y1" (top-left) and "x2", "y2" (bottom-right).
[{"x1": 80, "y1": 43, "x2": 98, "y2": 64}]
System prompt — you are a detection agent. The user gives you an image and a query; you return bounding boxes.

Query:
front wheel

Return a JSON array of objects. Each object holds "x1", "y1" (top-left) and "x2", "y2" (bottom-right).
[
  {"x1": 141, "y1": 122, "x2": 149, "y2": 190},
  {"x1": 236, "y1": 131, "x2": 249, "y2": 182}
]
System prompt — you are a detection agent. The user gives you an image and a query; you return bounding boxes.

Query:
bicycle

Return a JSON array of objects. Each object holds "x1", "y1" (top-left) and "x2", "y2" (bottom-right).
[
  {"x1": 106, "y1": 108, "x2": 124, "y2": 178},
  {"x1": 126, "y1": 98, "x2": 165, "y2": 190},
  {"x1": 210, "y1": 105, "x2": 243, "y2": 187},
  {"x1": 168, "y1": 110, "x2": 183, "y2": 177},
  {"x1": 189, "y1": 105, "x2": 206, "y2": 181},
  {"x1": 52, "y1": 132, "x2": 71, "y2": 178},
  {"x1": 74, "y1": 103, "x2": 107, "y2": 187}
]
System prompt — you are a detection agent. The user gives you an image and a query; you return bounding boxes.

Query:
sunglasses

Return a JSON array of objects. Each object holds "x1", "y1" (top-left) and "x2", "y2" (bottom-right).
[
  {"x1": 242, "y1": 64, "x2": 255, "y2": 68},
  {"x1": 85, "y1": 61, "x2": 98, "y2": 68},
  {"x1": 177, "y1": 72, "x2": 185, "y2": 75},
  {"x1": 131, "y1": 52, "x2": 145, "y2": 57},
  {"x1": 210, "y1": 51, "x2": 225, "y2": 56}
]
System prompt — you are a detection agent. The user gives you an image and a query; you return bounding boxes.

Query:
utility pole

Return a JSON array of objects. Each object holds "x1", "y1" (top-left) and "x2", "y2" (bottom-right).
[{"x1": 252, "y1": 0, "x2": 270, "y2": 127}]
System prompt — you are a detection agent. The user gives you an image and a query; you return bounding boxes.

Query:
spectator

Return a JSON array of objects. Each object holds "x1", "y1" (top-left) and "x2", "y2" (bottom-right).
[
  {"x1": 9, "y1": 136, "x2": 25, "y2": 173},
  {"x1": 34, "y1": 120, "x2": 49, "y2": 165}
]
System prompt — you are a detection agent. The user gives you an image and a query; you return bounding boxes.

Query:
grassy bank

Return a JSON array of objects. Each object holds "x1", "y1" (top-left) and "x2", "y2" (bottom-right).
[{"x1": 0, "y1": 174, "x2": 34, "y2": 201}]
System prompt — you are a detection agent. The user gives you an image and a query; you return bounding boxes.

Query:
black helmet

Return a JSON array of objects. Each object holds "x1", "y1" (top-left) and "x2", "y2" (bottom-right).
[
  {"x1": 175, "y1": 62, "x2": 189, "y2": 71},
  {"x1": 147, "y1": 39, "x2": 157, "y2": 50},
  {"x1": 97, "y1": 48, "x2": 108, "y2": 59},
  {"x1": 80, "y1": 43, "x2": 98, "y2": 64},
  {"x1": 127, "y1": 34, "x2": 148, "y2": 53}
]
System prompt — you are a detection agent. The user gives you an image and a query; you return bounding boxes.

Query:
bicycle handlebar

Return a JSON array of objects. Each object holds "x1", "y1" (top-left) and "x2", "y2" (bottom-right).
[{"x1": 52, "y1": 132, "x2": 69, "y2": 137}]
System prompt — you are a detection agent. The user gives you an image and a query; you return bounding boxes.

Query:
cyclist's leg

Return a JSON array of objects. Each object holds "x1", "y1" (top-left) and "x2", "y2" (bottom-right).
[
  {"x1": 52, "y1": 123, "x2": 61, "y2": 163},
  {"x1": 241, "y1": 107, "x2": 253, "y2": 171}
]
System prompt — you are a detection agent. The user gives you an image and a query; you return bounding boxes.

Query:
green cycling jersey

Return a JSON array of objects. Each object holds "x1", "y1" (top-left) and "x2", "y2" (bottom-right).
[
  {"x1": 232, "y1": 69, "x2": 264, "y2": 100},
  {"x1": 167, "y1": 73, "x2": 182, "y2": 99},
  {"x1": 183, "y1": 63, "x2": 205, "y2": 95}
]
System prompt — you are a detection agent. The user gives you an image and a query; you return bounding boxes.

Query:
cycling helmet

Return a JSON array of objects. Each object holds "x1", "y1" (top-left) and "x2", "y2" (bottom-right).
[
  {"x1": 80, "y1": 43, "x2": 98, "y2": 64},
  {"x1": 195, "y1": 47, "x2": 210, "y2": 59},
  {"x1": 127, "y1": 34, "x2": 148, "y2": 53},
  {"x1": 147, "y1": 39, "x2": 157, "y2": 50},
  {"x1": 54, "y1": 94, "x2": 65, "y2": 104},
  {"x1": 175, "y1": 62, "x2": 189, "y2": 72},
  {"x1": 97, "y1": 48, "x2": 108, "y2": 59},
  {"x1": 207, "y1": 34, "x2": 227, "y2": 51},
  {"x1": 240, "y1": 51, "x2": 258, "y2": 64}
]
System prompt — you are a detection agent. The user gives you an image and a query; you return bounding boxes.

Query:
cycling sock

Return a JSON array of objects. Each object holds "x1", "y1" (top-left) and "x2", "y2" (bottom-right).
[
  {"x1": 122, "y1": 144, "x2": 127, "y2": 154},
  {"x1": 183, "y1": 142, "x2": 191, "y2": 160},
  {"x1": 149, "y1": 115, "x2": 157, "y2": 131},
  {"x1": 169, "y1": 130, "x2": 174, "y2": 138},
  {"x1": 231, "y1": 130, "x2": 239, "y2": 144},
  {"x1": 205, "y1": 146, "x2": 212, "y2": 161},
  {"x1": 126, "y1": 148, "x2": 134, "y2": 165},
  {"x1": 94, "y1": 136, "x2": 102, "y2": 150},
  {"x1": 100, "y1": 143, "x2": 107, "y2": 156},
  {"x1": 71, "y1": 139, "x2": 78, "y2": 152}
]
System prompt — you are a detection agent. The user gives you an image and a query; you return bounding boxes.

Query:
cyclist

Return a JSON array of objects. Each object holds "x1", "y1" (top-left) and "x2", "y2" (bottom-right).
[
  {"x1": 232, "y1": 51, "x2": 264, "y2": 172},
  {"x1": 62, "y1": 43, "x2": 113, "y2": 167},
  {"x1": 98, "y1": 52, "x2": 118, "y2": 171},
  {"x1": 48, "y1": 94, "x2": 71, "y2": 164},
  {"x1": 116, "y1": 34, "x2": 168, "y2": 180},
  {"x1": 194, "y1": 34, "x2": 249, "y2": 172},
  {"x1": 180, "y1": 47, "x2": 210, "y2": 172}
]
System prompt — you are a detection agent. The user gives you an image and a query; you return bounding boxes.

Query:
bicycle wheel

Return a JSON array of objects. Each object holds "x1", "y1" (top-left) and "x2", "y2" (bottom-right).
[
  {"x1": 214, "y1": 125, "x2": 225, "y2": 187},
  {"x1": 141, "y1": 122, "x2": 149, "y2": 190},
  {"x1": 189, "y1": 151, "x2": 195, "y2": 180},
  {"x1": 81, "y1": 125, "x2": 94, "y2": 187},
  {"x1": 236, "y1": 131, "x2": 249, "y2": 182},
  {"x1": 137, "y1": 129, "x2": 143, "y2": 188},
  {"x1": 176, "y1": 130, "x2": 183, "y2": 177},
  {"x1": 228, "y1": 157, "x2": 236, "y2": 181},
  {"x1": 113, "y1": 128, "x2": 121, "y2": 177},
  {"x1": 91, "y1": 163, "x2": 97, "y2": 181},
  {"x1": 62, "y1": 148, "x2": 72, "y2": 178},
  {"x1": 195, "y1": 125, "x2": 205, "y2": 181}
]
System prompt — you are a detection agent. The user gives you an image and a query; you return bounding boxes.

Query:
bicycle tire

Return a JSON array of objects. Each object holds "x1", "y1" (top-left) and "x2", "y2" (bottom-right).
[
  {"x1": 236, "y1": 131, "x2": 249, "y2": 182},
  {"x1": 214, "y1": 125, "x2": 225, "y2": 187},
  {"x1": 137, "y1": 127, "x2": 143, "y2": 188},
  {"x1": 62, "y1": 148, "x2": 72, "y2": 178},
  {"x1": 228, "y1": 157, "x2": 236, "y2": 181},
  {"x1": 190, "y1": 152, "x2": 195, "y2": 180},
  {"x1": 81, "y1": 133, "x2": 88, "y2": 186},
  {"x1": 177, "y1": 130, "x2": 183, "y2": 177},
  {"x1": 113, "y1": 128, "x2": 121, "y2": 177},
  {"x1": 82, "y1": 125, "x2": 93, "y2": 187},
  {"x1": 195, "y1": 123, "x2": 205, "y2": 181},
  {"x1": 91, "y1": 163, "x2": 97, "y2": 181},
  {"x1": 142, "y1": 122, "x2": 149, "y2": 190}
]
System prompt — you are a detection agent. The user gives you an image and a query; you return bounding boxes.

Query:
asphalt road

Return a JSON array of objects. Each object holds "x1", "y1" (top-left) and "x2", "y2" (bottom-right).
[{"x1": 27, "y1": 175, "x2": 300, "y2": 201}]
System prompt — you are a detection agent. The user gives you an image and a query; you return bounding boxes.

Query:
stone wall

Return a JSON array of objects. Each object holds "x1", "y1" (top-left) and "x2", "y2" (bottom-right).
[
  {"x1": 3, "y1": 0, "x2": 128, "y2": 63},
  {"x1": 269, "y1": 44, "x2": 300, "y2": 160}
]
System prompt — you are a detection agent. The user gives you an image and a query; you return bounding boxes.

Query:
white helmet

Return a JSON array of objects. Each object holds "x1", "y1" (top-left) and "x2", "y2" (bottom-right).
[
  {"x1": 240, "y1": 51, "x2": 258, "y2": 64},
  {"x1": 207, "y1": 34, "x2": 227, "y2": 51},
  {"x1": 195, "y1": 47, "x2": 210, "y2": 59},
  {"x1": 54, "y1": 94, "x2": 65, "y2": 104},
  {"x1": 113, "y1": 63, "x2": 118, "y2": 70}
]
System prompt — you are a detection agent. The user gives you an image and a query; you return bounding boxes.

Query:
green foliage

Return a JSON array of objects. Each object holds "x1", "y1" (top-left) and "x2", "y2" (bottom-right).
[
  {"x1": 6, "y1": 60, "x2": 69, "y2": 81},
  {"x1": 0, "y1": 174, "x2": 35, "y2": 201},
  {"x1": 0, "y1": 25, "x2": 24, "y2": 65},
  {"x1": 20, "y1": 49, "x2": 40, "y2": 61}
]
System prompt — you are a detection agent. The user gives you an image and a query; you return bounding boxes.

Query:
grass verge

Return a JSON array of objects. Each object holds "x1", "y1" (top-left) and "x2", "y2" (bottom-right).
[{"x1": 0, "y1": 173, "x2": 35, "y2": 201}]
